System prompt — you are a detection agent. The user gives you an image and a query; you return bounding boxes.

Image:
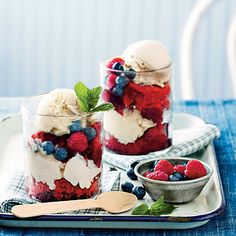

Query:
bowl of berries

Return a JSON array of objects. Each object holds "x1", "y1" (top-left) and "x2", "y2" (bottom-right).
[{"x1": 134, "y1": 158, "x2": 213, "y2": 203}]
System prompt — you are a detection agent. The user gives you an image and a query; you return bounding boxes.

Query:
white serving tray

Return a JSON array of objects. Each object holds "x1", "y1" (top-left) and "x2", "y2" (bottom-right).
[{"x1": 0, "y1": 113, "x2": 225, "y2": 229}]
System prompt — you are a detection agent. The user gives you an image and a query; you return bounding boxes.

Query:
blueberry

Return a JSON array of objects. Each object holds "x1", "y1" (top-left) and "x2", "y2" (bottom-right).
[
  {"x1": 115, "y1": 76, "x2": 129, "y2": 87},
  {"x1": 41, "y1": 141, "x2": 54, "y2": 155},
  {"x1": 82, "y1": 127, "x2": 97, "y2": 142},
  {"x1": 149, "y1": 167, "x2": 154, "y2": 172},
  {"x1": 130, "y1": 161, "x2": 140, "y2": 169},
  {"x1": 132, "y1": 186, "x2": 146, "y2": 199},
  {"x1": 112, "y1": 86, "x2": 123, "y2": 97},
  {"x1": 54, "y1": 147, "x2": 68, "y2": 161},
  {"x1": 127, "y1": 168, "x2": 137, "y2": 180},
  {"x1": 112, "y1": 62, "x2": 124, "y2": 72},
  {"x1": 169, "y1": 172, "x2": 184, "y2": 181},
  {"x1": 125, "y1": 68, "x2": 136, "y2": 80},
  {"x1": 69, "y1": 120, "x2": 82, "y2": 133},
  {"x1": 121, "y1": 181, "x2": 134, "y2": 193}
]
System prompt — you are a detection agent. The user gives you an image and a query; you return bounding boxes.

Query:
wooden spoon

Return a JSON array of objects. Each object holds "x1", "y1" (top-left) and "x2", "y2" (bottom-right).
[{"x1": 11, "y1": 191, "x2": 137, "y2": 218}]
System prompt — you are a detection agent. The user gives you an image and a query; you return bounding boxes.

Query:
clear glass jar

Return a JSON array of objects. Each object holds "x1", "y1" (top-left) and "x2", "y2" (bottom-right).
[
  {"x1": 21, "y1": 94, "x2": 103, "y2": 202},
  {"x1": 101, "y1": 59, "x2": 172, "y2": 155}
]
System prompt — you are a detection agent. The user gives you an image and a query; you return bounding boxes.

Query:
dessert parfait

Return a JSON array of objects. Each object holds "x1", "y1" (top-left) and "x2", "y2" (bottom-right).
[
  {"x1": 101, "y1": 40, "x2": 172, "y2": 155},
  {"x1": 21, "y1": 83, "x2": 113, "y2": 201}
]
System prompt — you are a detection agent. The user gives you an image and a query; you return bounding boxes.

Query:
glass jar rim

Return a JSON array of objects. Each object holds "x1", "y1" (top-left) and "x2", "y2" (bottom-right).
[
  {"x1": 100, "y1": 56, "x2": 172, "y2": 73},
  {"x1": 21, "y1": 92, "x2": 98, "y2": 118}
]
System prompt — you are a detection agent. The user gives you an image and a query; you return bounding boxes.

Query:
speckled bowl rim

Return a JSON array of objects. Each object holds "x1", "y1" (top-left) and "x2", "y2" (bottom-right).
[{"x1": 134, "y1": 157, "x2": 213, "y2": 185}]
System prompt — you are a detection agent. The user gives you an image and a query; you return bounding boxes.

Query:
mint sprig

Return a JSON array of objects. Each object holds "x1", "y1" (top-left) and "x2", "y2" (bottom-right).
[
  {"x1": 131, "y1": 196, "x2": 176, "y2": 216},
  {"x1": 74, "y1": 81, "x2": 114, "y2": 113}
]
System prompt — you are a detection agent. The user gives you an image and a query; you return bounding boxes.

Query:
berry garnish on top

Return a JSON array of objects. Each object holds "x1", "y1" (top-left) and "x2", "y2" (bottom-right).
[
  {"x1": 173, "y1": 165, "x2": 186, "y2": 175},
  {"x1": 144, "y1": 159, "x2": 207, "y2": 181},
  {"x1": 146, "y1": 171, "x2": 169, "y2": 181},
  {"x1": 184, "y1": 160, "x2": 207, "y2": 179},
  {"x1": 154, "y1": 160, "x2": 174, "y2": 175}
]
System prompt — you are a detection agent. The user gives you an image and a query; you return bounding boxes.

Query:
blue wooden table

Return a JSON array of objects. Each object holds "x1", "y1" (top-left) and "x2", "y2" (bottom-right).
[{"x1": 0, "y1": 98, "x2": 235, "y2": 235}]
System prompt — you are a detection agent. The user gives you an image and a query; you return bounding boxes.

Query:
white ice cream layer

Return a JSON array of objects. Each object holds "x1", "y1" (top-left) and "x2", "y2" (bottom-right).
[
  {"x1": 26, "y1": 152, "x2": 65, "y2": 190},
  {"x1": 104, "y1": 109, "x2": 155, "y2": 144},
  {"x1": 64, "y1": 154, "x2": 101, "y2": 188},
  {"x1": 36, "y1": 88, "x2": 82, "y2": 136},
  {"x1": 123, "y1": 39, "x2": 170, "y2": 71}
]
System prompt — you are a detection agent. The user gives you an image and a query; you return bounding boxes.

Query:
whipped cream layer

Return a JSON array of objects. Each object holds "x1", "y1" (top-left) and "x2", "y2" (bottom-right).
[
  {"x1": 26, "y1": 151, "x2": 100, "y2": 190},
  {"x1": 26, "y1": 152, "x2": 65, "y2": 190},
  {"x1": 64, "y1": 154, "x2": 101, "y2": 188},
  {"x1": 104, "y1": 109, "x2": 155, "y2": 144}
]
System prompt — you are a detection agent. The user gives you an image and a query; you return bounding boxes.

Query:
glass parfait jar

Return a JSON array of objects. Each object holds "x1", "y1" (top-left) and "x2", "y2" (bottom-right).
[
  {"x1": 101, "y1": 58, "x2": 172, "y2": 155},
  {"x1": 21, "y1": 94, "x2": 103, "y2": 202}
]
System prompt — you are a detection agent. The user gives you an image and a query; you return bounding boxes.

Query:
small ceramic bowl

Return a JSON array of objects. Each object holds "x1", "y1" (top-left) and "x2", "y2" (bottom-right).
[{"x1": 134, "y1": 157, "x2": 213, "y2": 203}]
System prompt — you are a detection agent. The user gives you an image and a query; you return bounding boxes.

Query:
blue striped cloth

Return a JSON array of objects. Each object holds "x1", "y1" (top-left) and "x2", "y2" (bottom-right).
[{"x1": 0, "y1": 98, "x2": 235, "y2": 235}]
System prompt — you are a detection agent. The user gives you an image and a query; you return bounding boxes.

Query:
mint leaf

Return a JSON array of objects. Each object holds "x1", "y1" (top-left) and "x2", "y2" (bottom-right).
[
  {"x1": 87, "y1": 86, "x2": 102, "y2": 109},
  {"x1": 74, "y1": 82, "x2": 90, "y2": 112},
  {"x1": 150, "y1": 195, "x2": 164, "y2": 209},
  {"x1": 131, "y1": 203, "x2": 149, "y2": 215},
  {"x1": 78, "y1": 98, "x2": 90, "y2": 112},
  {"x1": 74, "y1": 81, "x2": 114, "y2": 113},
  {"x1": 149, "y1": 196, "x2": 176, "y2": 216},
  {"x1": 131, "y1": 196, "x2": 176, "y2": 216},
  {"x1": 74, "y1": 81, "x2": 89, "y2": 100},
  {"x1": 90, "y1": 103, "x2": 114, "y2": 112}
]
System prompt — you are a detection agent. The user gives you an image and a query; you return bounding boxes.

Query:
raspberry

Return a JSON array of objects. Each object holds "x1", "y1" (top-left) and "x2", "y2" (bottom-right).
[
  {"x1": 184, "y1": 160, "x2": 207, "y2": 179},
  {"x1": 30, "y1": 181, "x2": 50, "y2": 196},
  {"x1": 174, "y1": 165, "x2": 186, "y2": 175},
  {"x1": 123, "y1": 82, "x2": 171, "y2": 113},
  {"x1": 107, "y1": 57, "x2": 124, "y2": 69},
  {"x1": 146, "y1": 171, "x2": 168, "y2": 181},
  {"x1": 32, "y1": 131, "x2": 59, "y2": 144},
  {"x1": 141, "y1": 105, "x2": 163, "y2": 124},
  {"x1": 89, "y1": 135, "x2": 102, "y2": 167},
  {"x1": 67, "y1": 132, "x2": 88, "y2": 153},
  {"x1": 106, "y1": 74, "x2": 117, "y2": 90},
  {"x1": 101, "y1": 89, "x2": 111, "y2": 102},
  {"x1": 29, "y1": 182, "x2": 53, "y2": 202},
  {"x1": 53, "y1": 178, "x2": 77, "y2": 200},
  {"x1": 86, "y1": 178, "x2": 100, "y2": 197},
  {"x1": 154, "y1": 160, "x2": 174, "y2": 175},
  {"x1": 143, "y1": 171, "x2": 152, "y2": 177},
  {"x1": 57, "y1": 135, "x2": 69, "y2": 147}
]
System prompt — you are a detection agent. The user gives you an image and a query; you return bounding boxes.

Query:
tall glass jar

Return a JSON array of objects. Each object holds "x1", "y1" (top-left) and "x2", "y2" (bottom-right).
[
  {"x1": 21, "y1": 94, "x2": 103, "y2": 202},
  {"x1": 101, "y1": 58, "x2": 172, "y2": 155}
]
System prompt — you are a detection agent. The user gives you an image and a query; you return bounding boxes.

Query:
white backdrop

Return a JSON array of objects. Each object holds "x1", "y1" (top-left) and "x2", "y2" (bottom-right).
[{"x1": 0, "y1": 0, "x2": 235, "y2": 99}]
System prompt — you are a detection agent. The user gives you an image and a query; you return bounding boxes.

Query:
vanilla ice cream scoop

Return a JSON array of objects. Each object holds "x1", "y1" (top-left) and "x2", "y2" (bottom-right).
[
  {"x1": 36, "y1": 89, "x2": 82, "y2": 135},
  {"x1": 122, "y1": 40, "x2": 171, "y2": 87}
]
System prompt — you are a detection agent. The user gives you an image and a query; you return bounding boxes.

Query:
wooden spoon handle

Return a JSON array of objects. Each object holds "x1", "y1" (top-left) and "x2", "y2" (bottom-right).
[{"x1": 11, "y1": 198, "x2": 100, "y2": 218}]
